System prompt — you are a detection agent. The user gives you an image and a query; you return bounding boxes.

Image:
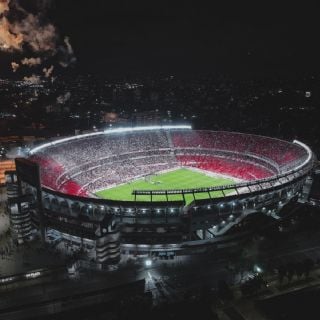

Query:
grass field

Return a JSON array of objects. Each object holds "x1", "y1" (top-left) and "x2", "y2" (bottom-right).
[{"x1": 95, "y1": 168, "x2": 235, "y2": 203}]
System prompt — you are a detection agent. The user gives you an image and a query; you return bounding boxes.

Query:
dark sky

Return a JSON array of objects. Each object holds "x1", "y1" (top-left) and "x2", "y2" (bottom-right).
[{"x1": 5, "y1": 1, "x2": 320, "y2": 77}]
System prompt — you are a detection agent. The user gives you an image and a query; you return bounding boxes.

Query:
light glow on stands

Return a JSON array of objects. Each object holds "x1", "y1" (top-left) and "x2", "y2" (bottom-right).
[
  {"x1": 29, "y1": 131, "x2": 103, "y2": 154},
  {"x1": 103, "y1": 125, "x2": 192, "y2": 134},
  {"x1": 0, "y1": 277, "x2": 13, "y2": 283},
  {"x1": 29, "y1": 125, "x2": 192, "y2": 154},
  {"x1": 25, "y1": 271, "x2": 41, "y2": 279},
  {"x1": 292, "y1": 140, "x2": 313, "y2": 171}
]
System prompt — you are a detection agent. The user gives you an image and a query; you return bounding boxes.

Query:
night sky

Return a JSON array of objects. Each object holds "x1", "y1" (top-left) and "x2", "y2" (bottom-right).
[{"x1": 2, "y1": 1, "x2": 320, "y2": 77}]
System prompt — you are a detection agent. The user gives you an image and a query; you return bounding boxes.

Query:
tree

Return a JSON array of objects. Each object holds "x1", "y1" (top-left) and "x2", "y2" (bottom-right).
[
  {"x1": 286, "y1": 262, "x2": 295, "y2": 282},
  {"x1": 303, "y1": 258, "x2": 314, "y2": 278},
  {"x1": 218, "y1": 279, "x2": 233, "y2": 300},
  {"x1": 295, "y1": 262, "x2": 303, "y2": 278},
  {"x1": 277, "y1": 265, "x2": 286, "y2": 284}
]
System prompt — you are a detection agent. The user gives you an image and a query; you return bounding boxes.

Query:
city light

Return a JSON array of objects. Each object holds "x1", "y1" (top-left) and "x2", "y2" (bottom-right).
[
  {"x1": 254, "y1": 265, "x2": 263, "y2": 273},
  {"x1": 145, "y1": 259, "x2": 152, "y2": 267},
  {"x1": 292, "y1": 140, "x2": 313, "y2": 171},
  {"x1": 25, "y1": 271, "x2": 41, "y2": 279}
]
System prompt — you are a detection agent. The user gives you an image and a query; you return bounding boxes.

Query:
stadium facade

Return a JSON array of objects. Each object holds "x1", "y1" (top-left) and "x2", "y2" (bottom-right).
[{"x1": 5, "y1": 126, "x2": 315, "y2": 267}]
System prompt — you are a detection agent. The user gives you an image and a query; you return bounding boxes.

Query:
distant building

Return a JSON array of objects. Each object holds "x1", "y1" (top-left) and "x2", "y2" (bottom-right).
[
  {"x1": 5, "y1": 172, "x2": 34, "y2": 244},
  {"x1": 0, "y1": 160, "x2": 15, "y2": 185},
  {"x1": 102, "y1": 112, "x2": 130, "y2": 126},
  {"x1": 134, "y1": 110, "x2": 162, "y2": 125}
]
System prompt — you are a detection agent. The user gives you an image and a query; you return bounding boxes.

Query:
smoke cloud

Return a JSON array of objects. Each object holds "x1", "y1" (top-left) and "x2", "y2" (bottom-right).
[
  {"x1": 12, "y1": 14, "x2": 57, "y2": 52},
  {"x1": 21, "y1": 57, "x2": 42, "y2": 66},
  {"x1": 0, "y1": 0, "x2": 9, "y2": 13},
  {"x1": 11, "y1": 61, "x2": 19, "y2": 72},
  {"x1": 23, "y1": 74, "x2": 41, "y2": 84},
  {"x1": 59, "y1": 36, "x2": 77, "y2": 68},
  {"x1": 0, "y1": 0, "x2": 56, "y2": 53},
  {"x1": 64, "y1": 36, "x2": 73, "y2": 56},
  {"x1": 0, "y1": 0, "x2": 76, "y2": 80},
  {"x1": 57, "y1": 91, "x2": 71, "y2": 104},
  {"x1": 42, "y1": 65, "x2": 54, "y2": 78},
  {"x1": 0, "y1": 14, "x2": 23, "y2": 51}
]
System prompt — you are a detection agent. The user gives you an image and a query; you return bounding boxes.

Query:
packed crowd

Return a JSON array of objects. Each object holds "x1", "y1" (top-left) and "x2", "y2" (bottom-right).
[
  {"x1": 29, "y1": 130, "x2": 309, "y2": 196},
  {"x1": 29, "y1": 155, "x2": 88, "y2": 196},
  {"x1": 176, "y1": 155, "x2": 273, "y2": 180},
  {"x1": 43, "y1": 131, "x2": 170, "y2": 171},
  {"x1": 172, "y1": 131, "x2": 308, "y2": 166}
]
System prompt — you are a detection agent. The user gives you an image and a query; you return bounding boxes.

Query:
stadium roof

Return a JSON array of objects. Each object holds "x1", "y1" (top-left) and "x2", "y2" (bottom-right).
[{"x1": 29, "y1": 125, "x2": 192, "y2": 154}]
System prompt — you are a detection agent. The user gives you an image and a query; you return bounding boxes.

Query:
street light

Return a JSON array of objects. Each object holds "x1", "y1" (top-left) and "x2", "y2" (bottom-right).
[
  {"x1": 254, "y1": 264, "x2": 262, "y2": 273},
  {"x1": 145, "y1": 259, "x2": 152, "y2": 267}
]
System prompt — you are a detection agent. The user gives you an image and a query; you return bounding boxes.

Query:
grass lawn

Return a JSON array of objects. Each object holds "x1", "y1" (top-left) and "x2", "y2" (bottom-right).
[{"x1": 95, "y1": 168, "x2": 235, "y2": 204}]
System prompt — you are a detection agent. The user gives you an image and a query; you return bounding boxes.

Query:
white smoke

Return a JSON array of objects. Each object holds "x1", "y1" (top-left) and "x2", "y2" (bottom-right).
[
  {"x1": 64, "y1": 36, "x2": 73, "y2": 55},
  {"x1": 59, "y1": 36, "x2": 77, "y2": 68}
]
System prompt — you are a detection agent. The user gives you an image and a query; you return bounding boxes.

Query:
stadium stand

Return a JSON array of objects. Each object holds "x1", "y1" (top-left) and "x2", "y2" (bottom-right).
[
  {"x1": 175, "y1": 155, "x2": 273, "y2": 180},
  {"x1": 29, "y1": 129, "x2": 309, "y2": 196},
  {"x1": 29, "y1": 154, "x2": 88, "y2": 196}
]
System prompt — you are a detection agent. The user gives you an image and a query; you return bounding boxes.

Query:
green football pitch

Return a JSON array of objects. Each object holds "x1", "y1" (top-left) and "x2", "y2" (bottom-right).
[{"x1": 95, "y1": 168, "x2": 235, "y2": 203}]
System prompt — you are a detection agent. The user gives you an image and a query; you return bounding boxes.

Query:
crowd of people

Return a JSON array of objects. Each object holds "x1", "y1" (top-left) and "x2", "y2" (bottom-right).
[
  {"x1": 44, "y1": 131, "x2": 170, "y2": 171},
  {"x1": 172, "y1": 131, "x2": 308, "y2": 166},
  {"x1": 176, "y1": 155, "x2": 273, "y2": 181},
  {"x1": 29, "y1": 154, "x2": 88, "y2": 197},
  {"x1": 29, "y1": 129, "x2": 309, "y2": 196}
]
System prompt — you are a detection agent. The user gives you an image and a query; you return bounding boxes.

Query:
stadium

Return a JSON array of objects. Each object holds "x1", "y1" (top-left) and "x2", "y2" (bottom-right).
[{"x1": 8, "y1": 125, "x2": 315, "y2": 266}]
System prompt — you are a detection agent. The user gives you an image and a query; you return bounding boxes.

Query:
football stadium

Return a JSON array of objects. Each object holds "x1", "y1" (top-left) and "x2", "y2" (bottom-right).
[{"x1": 6, "y1": 125, "x2": 315, "y2": 266}]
